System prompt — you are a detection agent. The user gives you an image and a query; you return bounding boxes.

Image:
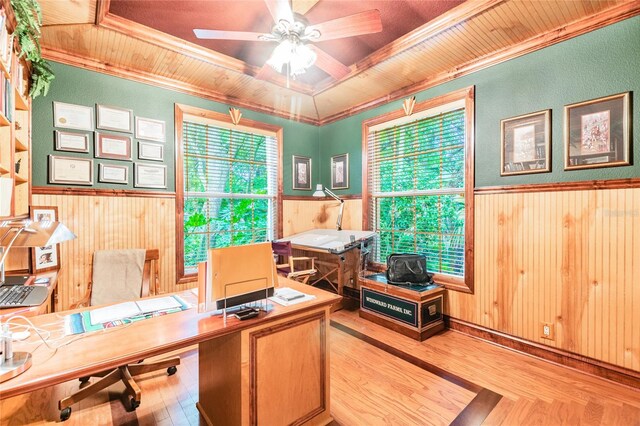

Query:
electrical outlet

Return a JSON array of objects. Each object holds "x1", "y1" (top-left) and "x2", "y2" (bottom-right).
[{"x1": 540, "y1": 322, "x2": 555, "y2": 340}]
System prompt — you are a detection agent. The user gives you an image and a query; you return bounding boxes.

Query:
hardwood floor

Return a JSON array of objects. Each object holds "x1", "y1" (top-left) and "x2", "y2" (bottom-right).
[{"x1": 1, "y1": 310, "x2": 639, "y2": 425}]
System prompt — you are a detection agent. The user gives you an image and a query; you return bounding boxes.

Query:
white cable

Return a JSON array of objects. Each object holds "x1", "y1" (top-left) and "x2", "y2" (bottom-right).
[{"x1": 6, "y1": 314, "x2": 134, "y2": 351}]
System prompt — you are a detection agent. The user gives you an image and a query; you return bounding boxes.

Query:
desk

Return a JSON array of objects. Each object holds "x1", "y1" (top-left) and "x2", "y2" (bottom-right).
[
  {"x1": 0, "y1": 279, "x2": 341, "y2": 425},
  {"x1": 279, "y1": 229, "x2": 376, "y2": 296}
]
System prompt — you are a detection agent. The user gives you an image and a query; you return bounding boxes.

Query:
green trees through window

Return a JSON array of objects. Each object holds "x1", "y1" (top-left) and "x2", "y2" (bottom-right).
[
  {"x1": 182, "y1": 121, "x2": 278, "y2": 274},
  {"x1": 368, "y1": 107, "x2": 466, "y2": 277}
]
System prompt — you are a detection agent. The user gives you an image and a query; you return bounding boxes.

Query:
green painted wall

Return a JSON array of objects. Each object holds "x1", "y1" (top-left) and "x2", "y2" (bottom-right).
[
  {"x1": 318, "y1": 15, "x2": 640, "y2": 192},
  {"x1": 32, "y1": 62, "x2": 319, "y2": 195},
  {"x1": 33, "y1": 17, "x2": 640, "y2": 196}
]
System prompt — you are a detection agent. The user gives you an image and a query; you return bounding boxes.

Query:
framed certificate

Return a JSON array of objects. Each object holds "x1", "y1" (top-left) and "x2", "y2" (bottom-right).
[
  {"x1": 136, "y1": 117, "x2": 166, "y2": 143},
  {"x1": 49, "y1": 155, "x2": 93, "y2": 185},
  {"x1": 96, "y1": 104, "x2": 134, "y2": 133},
  {"x1": 55, "y1": 130, "x2": 90, "y2": 153},
  {"x1": 99, "y1": 163, "x2": 129, "y2": 184},
  {"x1": 138, "y1": 141, "x2": 164, "y2": 161},
  {"x1": 95, "y1": 133, "x2": 132, "y2": 161},
  {"x1": 134, "y1": 163, "x2": 167, "y2": 188},
  {"x1": 53, "y1": 102, "x2": 94, "y2": 131}
]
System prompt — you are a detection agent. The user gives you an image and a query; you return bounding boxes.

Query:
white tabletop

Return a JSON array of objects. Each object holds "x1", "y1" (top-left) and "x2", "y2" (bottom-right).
[{"x1": 279, "y1": 229, "x2": 377, "y2": 253}]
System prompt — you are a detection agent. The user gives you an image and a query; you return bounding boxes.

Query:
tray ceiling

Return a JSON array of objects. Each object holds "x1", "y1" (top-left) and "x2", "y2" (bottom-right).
[
  {"x1": 108, "y1": 0, "x2": 464, "y2": 86},
  {"x1": 38, "y1": 0, "x2": 640, "y2": 124}
]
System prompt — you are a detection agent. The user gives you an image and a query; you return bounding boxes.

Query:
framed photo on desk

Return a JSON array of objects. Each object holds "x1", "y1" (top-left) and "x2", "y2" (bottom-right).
[{"x1": 30, "y1": 206, "x2": 61, "y2": 273}]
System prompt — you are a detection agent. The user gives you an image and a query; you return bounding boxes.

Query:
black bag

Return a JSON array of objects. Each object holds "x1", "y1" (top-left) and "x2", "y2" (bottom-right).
[{"x1": 386, "y1": 253, "x2": 433, "y2": 285}]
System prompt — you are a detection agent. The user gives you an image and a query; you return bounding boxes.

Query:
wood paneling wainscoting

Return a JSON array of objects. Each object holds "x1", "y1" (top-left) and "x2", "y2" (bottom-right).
[
  {"x1": 32, "y1": 191, "x2": 180, "y2": 311},
  {"x1": 448, "y1": 187, "x2": 640, "y2": 373},
  {"x1": 282, "y1": 198, "x2": 362, "y2": 236}
]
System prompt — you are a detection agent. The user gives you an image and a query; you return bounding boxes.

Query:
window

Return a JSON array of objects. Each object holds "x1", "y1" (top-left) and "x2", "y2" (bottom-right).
[
  {"x1": 176, "y1": 105, "x2": 282, "y2": 280},
  {"x1": 363, "y1": 88, "x2": 474, "y2": 292}
]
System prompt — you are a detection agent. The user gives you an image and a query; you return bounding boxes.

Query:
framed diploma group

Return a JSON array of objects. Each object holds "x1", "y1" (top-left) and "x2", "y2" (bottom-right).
[{"x1": 50, "y1": 101, "x2": 169, "y2": 190}]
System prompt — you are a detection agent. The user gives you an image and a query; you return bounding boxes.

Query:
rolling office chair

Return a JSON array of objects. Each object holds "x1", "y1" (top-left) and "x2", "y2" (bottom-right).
[
  {"x1": 272, "y1": 241, "x2": 317, "y2": 284},
  {"x1": 58, "y1": 249, "x2": 179, "y2": 421}
]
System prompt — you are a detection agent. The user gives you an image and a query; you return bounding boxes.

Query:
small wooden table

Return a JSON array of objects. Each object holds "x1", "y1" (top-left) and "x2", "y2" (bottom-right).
[{"x1": 359, "y1": 273, "x2": 445, "y2": 341}]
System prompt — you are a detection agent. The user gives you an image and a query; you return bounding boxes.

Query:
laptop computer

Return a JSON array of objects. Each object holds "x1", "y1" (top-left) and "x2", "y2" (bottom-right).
[{"x1": 0, "y1": 276, "x2": 49, "y2": 308}]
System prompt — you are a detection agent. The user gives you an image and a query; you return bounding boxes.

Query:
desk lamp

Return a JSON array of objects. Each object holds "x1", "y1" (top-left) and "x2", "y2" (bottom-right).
[
  {"x1": 313, "y1": 184, "x2": 344, "y2": 231},
  {"x1": 0, "y1": 220, "x2": 76, "y2": 285},
  {"x1": 0, "y1": 219, "x2": 76, "y2": 383}
]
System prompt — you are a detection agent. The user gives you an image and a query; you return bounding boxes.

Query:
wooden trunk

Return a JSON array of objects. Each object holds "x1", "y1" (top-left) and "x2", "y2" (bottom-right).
[{"x1": 359, "y1": 273, "x2": 445, "y2": 341}]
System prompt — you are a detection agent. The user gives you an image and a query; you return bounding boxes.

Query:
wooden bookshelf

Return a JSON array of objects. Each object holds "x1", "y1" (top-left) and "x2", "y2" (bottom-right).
[{"x1": 0, "y1": 3, "x2": 31, "y2": 219}]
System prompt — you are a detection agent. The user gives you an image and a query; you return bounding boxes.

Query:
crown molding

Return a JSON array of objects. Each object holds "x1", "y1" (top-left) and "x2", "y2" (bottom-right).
[{"x1": 42, "y1": 48, "x2": 321, "y2": 125}]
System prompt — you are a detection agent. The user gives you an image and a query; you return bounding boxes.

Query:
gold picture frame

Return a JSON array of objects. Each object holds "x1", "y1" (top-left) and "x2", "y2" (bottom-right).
[
  {"x1": 564, "y1": 92, "x2": 630, "y2": 170},
  {"x1": 501, "y1": 110, "x2": 551, "y2": 176}
]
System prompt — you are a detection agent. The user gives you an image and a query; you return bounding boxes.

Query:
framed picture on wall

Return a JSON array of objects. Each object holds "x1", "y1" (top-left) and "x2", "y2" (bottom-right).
[
  {"x1": 53, "y1": 102, "x2": 94, "y2": 131},
  {"x1": 134, "y1": 163, "x2": 167, "y2": 188},
  {"x1": 95, "y1": 133, "x2": 132, "y2": 161},
  {"x1": 138, "y1": 141, "x2": 164, "y2": 161},
  {"x1": 49, "y1": 155, "x2": 94, "y2": 185},
  {"x1": 331, "y1": 153, "x2": 349, "y2": 189},
  {"x1": 96, "y1": 104, "x2": 134, "y2": 133},
  {"x1": 136, "y1": 117, "x2": 166, "y2": 143},
  {"x1": 99, "y1": 163, "x2": 129, "y2": 184},
  {"x1": 292, "y1": 155, "x2": 312, "y2": 190},
  {"x1": 564, "y1": 92, "x2": 630, "y2": 170},
  {"x1": 500, "y1": 110, "x2": 551, "y2": 176},
  {"x1": 55, "y1": 130, "x2": 90, "y2": 153},
  {"x1": 30, "y1": 206, "x2": 61, "y2": 273}
]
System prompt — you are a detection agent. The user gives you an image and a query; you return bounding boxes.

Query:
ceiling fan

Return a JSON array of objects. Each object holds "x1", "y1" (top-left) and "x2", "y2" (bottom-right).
[{"x1": 193, "y1": 0, "x2": 382, "y2": 81}]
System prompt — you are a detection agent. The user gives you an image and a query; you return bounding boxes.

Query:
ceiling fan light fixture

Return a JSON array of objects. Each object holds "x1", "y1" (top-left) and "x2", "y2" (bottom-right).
[{"x1": 267, "y1": 36, "x2": 316, "y2": 77}]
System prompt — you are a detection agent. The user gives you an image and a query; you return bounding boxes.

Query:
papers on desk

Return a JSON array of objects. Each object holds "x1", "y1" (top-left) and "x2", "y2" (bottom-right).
[
  {"x1": 89, "y1": 296, "x2": 183, "y2": 325},
  {"x1": 65, "y1": 295, "x2": 190, "y2": 335},
  {"x1": 270, "y1": 287, "x2": 315, "y2": 306}
]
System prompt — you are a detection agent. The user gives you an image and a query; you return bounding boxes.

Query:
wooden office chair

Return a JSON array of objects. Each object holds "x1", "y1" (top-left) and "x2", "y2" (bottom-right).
[
  {"x1": 272, "y1": 241, "x2": 317, "y2": 284},
  {"x1": 59, "y1": 249, "x2": 179, "y2": 421}
]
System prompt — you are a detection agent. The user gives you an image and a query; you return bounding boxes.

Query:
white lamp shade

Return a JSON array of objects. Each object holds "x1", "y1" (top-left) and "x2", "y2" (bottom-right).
[{"x1": 313, "y1": 184, "x2": 325, "y2": 197}]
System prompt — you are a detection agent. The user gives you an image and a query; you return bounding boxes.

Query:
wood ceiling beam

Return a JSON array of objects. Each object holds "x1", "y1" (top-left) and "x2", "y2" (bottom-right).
[
  {"x1": 95, "y1": 0, "x2": 110, "y2": 25},
  {"x1": 42, "y1": 47, "x2": 321, "y2": 126},
  {"x1": 99, "y1": 13, "x2": 316, "y2": 96}
]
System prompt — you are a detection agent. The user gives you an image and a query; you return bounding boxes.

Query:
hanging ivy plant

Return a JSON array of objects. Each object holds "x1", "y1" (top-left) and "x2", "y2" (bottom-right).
[{"x1": 10, "y1": 0, "x2": 54, "y2": 98}]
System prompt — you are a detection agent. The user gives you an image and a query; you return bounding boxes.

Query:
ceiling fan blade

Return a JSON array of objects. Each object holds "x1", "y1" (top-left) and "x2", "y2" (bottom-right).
[
  {"x1": 309, "y1": 10, "x2": 382, "y2": 42},
  {"x1": 292, "y1": 0, "x2": 320, "y2": 15},
  {"x1": 310, "y1": 45, "x2": 350, "y2": 80},
  {"x1": 264, "y1": 0, "x2": 294, "y2": 24},
  {"x1": 193, "y1": 29, "x2": 269, "y2": 41}
]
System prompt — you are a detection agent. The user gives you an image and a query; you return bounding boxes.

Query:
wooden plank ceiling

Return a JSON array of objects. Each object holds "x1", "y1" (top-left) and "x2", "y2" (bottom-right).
[{"x1": 39, "y1": 0, "x2": 639, "y2": 125}]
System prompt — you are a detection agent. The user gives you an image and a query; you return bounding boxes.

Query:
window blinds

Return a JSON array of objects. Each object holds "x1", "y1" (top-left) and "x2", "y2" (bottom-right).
[
  {"x1": 182, "y1": 120, "x2": 278, "y2": 273},
  {"x1": 367, "y1": 107, "x2": 466, "y2": 277}
]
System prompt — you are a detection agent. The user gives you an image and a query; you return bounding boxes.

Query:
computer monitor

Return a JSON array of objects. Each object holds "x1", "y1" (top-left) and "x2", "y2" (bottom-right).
[{"x1": 197, "y1": 242, "x2": 276, "y2": 313}]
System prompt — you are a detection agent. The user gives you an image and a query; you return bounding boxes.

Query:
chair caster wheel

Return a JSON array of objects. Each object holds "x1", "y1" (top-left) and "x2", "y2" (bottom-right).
[
  {"x1": 167, "y1": 366, "x2": 177, "y2": 376},
  {"x1": 124, "y1": 393, "x2": 140, "y2": 411},
  {"x1": 60, "y1": 407, "x2": 72, "y2": 421},
  {"x1": 79, "y1": 376, "x2": 90, "y2": 384}
]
